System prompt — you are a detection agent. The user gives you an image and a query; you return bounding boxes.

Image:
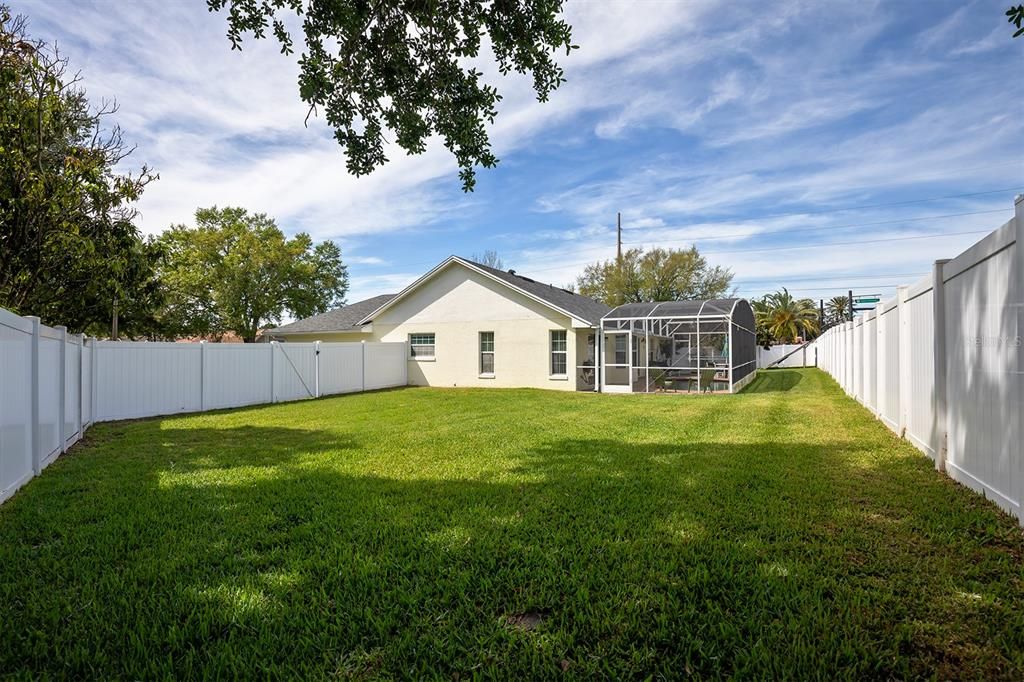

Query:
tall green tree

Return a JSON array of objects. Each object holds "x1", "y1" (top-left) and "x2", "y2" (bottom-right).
[
  {"x1": 576, "y1": 247, "x2": 733, "y2": 307},
  {"x1": 0, "y1": 6, "x2": 160, "y2": 335},
  {"x1": 157, "y1": 207, "x2": 349, "y2": 342},
  {"x1": 207, "y1": 0, "x2": 575, "y2": 191},
  {"x1": 826, "y1": 295, "x2": 850, "y2": 327},
  {"x1": 754, "y1": 288, "x2": 820, "y2": 344}
]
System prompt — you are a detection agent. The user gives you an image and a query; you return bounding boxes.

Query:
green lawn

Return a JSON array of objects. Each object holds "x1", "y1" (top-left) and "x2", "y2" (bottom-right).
[{"x1": 1, "y1": 369, "x2": 1022, "y2": 679}]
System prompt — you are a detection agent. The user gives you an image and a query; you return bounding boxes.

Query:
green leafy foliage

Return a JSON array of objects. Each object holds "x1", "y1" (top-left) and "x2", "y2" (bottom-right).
[
  {"x1": 2, "y1": 371, "x2": 1023, "y2": 677},
  {"x1": 826, "y1": 295, "x2": 850, "y2": 327},
  {"x1": 753, "y1": 288, "x2": 820, "y2": 345},
  {"x1": 1008, "y1": 4, "x2": 1024, "y2": 37},
  {"x1": 206, "y1": 0, "x2": 575, "y2": 191},
  {"x1": 0, "y1": 6, "x2": 160, "y2": 336},
  {"x1": 156, "y1": 206, "x2": 349, "y2": 341},
  {"x1": 576, "y1": 246, "x2": 734, "y2": 306}
]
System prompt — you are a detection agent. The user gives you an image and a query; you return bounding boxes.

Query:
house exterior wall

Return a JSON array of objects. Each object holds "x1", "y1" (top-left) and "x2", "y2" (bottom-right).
[{"x1": 369, "y1": 263, "x2": 580, "y2": 390}]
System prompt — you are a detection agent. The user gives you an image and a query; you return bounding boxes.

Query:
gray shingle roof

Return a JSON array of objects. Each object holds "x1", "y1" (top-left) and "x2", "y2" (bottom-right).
[
  {"x1": 270, "y1": 294, "x2": 396, "y2": 334},
  {"x1": 464, "y1": 259, "x2": 611, "y2": 325}
]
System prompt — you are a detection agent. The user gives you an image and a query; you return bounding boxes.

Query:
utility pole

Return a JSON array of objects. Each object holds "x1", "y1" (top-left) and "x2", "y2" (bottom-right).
[
  {"x1": 616, "y1": 212, "x2": 622, "y2": 262},
  {"x1": 819, "y1": 299, "x2": 825, "y2": 328},
  {"x1": 847, "y1": 289, "x2": 854, "y2": 322},
  {"x1": 112, "y1": 296, "x2": 119, "y2": 341}
]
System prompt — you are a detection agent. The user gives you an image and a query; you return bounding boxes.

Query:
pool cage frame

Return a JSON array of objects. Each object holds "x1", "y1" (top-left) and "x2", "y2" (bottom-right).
[{"x1": 595, "y1": 298, "x2": 757, "y2": 394}]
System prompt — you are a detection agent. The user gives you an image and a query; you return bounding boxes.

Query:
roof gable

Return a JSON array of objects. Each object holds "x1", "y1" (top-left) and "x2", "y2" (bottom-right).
[{"x1": 359, "y1": 257, "x2": 610, "y2": 326}]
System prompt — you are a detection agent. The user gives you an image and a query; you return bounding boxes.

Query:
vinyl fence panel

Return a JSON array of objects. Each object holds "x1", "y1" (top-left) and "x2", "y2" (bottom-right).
[
  {"x1": 318, "y1": 342, "x2": 364, "y2": 395},
  {"x1": 273, "y1": 342, "x2": 317, "y2": 402},
  {"x1": 37, "y1": 329, "x2": 63, "y2": 468},
  {"x1": 813, "y1": 201, "x2": 1023, "y2": 524},
  {"x1": 904, "y1": 277, "x2": 937, "y2": 458},
  {"x1": 0, "y1": 309, "x2": 34, "y2": 503},
  {"x1": 756, "y1": 344, "x2": 812, "y2": 368},
  {"x1": 203, "y1": 343, "x2": 273, "y2": 410},
  {"x1": 941, "y1": 220, "x2": 1021, "y2": 517},
  {"x1": 877, "y1": 298, "x2": 901, "y2": 432},
  {"x1": 96, "y1": 342, "x2": 202, "y2": 421},
  {"x1": 864, "y1": 310, "x2": 878, "y2": 415},
  {"x1": 364, "y1": 342, "x2": 408, "y2": 390},
  {"x1": 64, "y1": 335, "x2": 82, "y2": 449}
]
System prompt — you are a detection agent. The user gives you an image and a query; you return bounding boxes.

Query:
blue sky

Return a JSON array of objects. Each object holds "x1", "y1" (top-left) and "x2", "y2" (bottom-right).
[{"x1": 21, "y1": 0, "x2": 1024, "y2": 305}]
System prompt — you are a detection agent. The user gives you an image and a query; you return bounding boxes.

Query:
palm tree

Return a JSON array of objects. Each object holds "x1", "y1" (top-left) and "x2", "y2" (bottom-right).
[
  {"x1": 826, "y1": 296, "x2": 849, "y2": 326},
  {"x1": 756, "y1": 288, "x2": 820, "y2": 344}
]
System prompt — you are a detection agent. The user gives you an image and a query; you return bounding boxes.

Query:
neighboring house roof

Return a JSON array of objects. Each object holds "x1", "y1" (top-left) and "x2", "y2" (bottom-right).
[
  {"x1": 269, "y1": 294, "x2": 396, "y2": 335},
  {"x1": 358, "y1": 256, "x2": 611, "y2": 327}
]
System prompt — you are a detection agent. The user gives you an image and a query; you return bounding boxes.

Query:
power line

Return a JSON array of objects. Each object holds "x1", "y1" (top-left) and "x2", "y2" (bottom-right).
[
  {"x1": 733, "y1": 270, "x2": 925, "y2": 282},
  {"x1": 620, "y1": 208, "x2": 1012, "y2": 246},
  {"x1": 619, "y1": 186, "x2": 1024, "y2": 230},
  {"x1": 701, "y1": 229, "x2": 991, "y2": 256}
]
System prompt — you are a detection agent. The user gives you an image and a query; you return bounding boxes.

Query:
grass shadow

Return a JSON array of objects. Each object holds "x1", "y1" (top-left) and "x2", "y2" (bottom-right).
[{"x1": 741, "y1": 368, "x2": 804, "y2": 393}]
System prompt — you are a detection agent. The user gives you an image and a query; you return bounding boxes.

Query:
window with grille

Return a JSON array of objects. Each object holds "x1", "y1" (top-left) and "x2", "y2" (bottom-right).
[
  {"x1": 550, "y1": 330, "x2": 567, "y2": 375},
  {"x1": 479, "y1": 332, "x2": 494, "y2": 375},
  {"x1": 409, "y1": 333, "x2": 435, "y2": 359}
]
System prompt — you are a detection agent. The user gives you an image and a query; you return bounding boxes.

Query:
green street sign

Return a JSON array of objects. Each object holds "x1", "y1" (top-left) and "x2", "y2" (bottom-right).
[{"x1": 853, "y1": 295, "x2": 880, "y2": 304}]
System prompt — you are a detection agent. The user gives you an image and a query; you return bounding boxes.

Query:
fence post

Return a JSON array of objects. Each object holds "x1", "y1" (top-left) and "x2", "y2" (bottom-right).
[
  {"x1": 199, "y1": 340, "x2": 207, "y2": 412},
  {"x1": 1014, "y1": 194, "x2": 1024, "y2": 519},
  {"x1": 314, "y1": 341, "x2": 321, "y2": 398},
  {"x1": 91, "y1": 337, "x2": 99, "y2": 425},
  {"x1": 29, "y1": 316, "x2": 41, "y2": 475},
  {"x1": 896, "y1": 286, "x2": 910, "y2": 438},
  {"x1": 269, "y1": 341, "x2": 276, "y2": 403},
  {"x1": 57, "y1": 325, "x2": 67, "y2": 454},
  {"x1": 361, "y1": 340, "x2": 366, "y2": 392},
  {"x1": 78, "y1": 333, "x2": 85, "y2": 438},
  {"x1": 404, "y1": 340, "x2": 410, "y2": 386},
  {"x1": 933, "y1": 258, "x2": 950, "y2": 471},
  {"x1": 845, "y1": 321, "x2": 853, "y2": 396}
]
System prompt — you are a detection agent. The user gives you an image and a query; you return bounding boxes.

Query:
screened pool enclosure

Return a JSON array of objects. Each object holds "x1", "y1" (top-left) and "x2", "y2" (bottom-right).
[{"x1": 581, "y1": 298, "x2": 756, "y2": 394}]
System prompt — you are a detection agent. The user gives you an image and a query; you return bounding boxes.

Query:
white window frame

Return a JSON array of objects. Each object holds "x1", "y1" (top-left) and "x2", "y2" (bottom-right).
[
  {"x1": 409, "y1": 332, "x2": 435, "y2": 360},
  {"x1": 479, "y1": 331, "x2": 494, "y2": 377},
  {"x1": 550, "y1": 329, "x2": 568, "y2": 378}
]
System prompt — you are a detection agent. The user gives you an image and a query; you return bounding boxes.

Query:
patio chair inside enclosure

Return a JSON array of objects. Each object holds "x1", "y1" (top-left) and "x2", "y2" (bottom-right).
[{"x1": 597, "y1": 298, "x2": 756, "y2": 394}]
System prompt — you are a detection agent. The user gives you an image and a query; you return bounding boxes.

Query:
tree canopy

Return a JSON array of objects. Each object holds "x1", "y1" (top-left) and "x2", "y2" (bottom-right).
[
  {"x1": 576, "y1": 247, "x2": 733, "y2": 307},
  {"x1": 753, "y1": 289, "x2": 820, "y2": 346},
  {"x1": 207, "y1": 0, "x2": 575, "y2": 191},
  {"x1": 0, "y1": 6, "x2": 160, "y2": 336},
  {"x1": 156, "y1": 207, "x2": 349, "y2": 342}
]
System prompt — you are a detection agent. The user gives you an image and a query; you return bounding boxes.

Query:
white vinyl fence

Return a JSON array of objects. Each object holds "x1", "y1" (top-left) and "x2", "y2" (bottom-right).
[
  {"x1": 0, "y1": 310, "x2": 407, "y2": 503},
  {"x1": 810, "y1": 198, "x2": 1023, "y2": 524},
  {"x1": 757, "y1": 343, "x2": 816, "y2": 368}
]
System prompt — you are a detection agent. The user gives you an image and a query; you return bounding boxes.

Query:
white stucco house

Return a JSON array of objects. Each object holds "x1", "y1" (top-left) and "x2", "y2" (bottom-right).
[
  {"x1": 268, "y1": 256, "x2": 757, "y2": 394},
  {"x1": 267, "y1": 256, "x2": 611, "y2": 391}
]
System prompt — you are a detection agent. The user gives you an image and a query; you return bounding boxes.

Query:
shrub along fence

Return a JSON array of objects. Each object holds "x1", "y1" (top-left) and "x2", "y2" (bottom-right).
[
  {"x1": 810, "y1": 197, "x2": 1023, "y2": 525},
  {"x1": 0, "y1": 307, "x2": 407, "y2": 504}
]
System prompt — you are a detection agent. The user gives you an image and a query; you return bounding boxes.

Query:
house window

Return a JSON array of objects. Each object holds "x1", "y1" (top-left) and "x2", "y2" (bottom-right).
[
  {"x1": 550, "y1": 330, "x2": 567, "y2": 375},
  {"x1": 615, "y1": 335, "x2": 627, "y2": 364},
  {"x1": 479, "y1": 332, "x2": 494, "y2": 375},
  {"x1": 409, "y1": 333, "x2": 435, "y2": 359}
]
